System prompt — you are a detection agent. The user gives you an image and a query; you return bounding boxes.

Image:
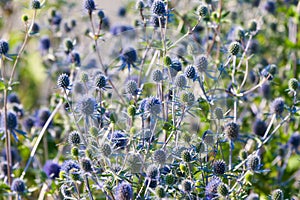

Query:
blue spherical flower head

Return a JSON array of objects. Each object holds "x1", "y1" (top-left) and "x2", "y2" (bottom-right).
[
  {"x1": 39, "y1": 36, "x2": 51, "y2": 53},
  {"x1": 61, "y1": 160, "x2": 80, "y2": 174},
  {"x1": 110, "y1": 130, "x2": 128, "y2": 150},
  {"x1": 11, "y1": 178, "x2": 26, "y2": 194},
  {"x1": 145, "y1": 97, "x2": 162, "y2": 116},
  {"x1": 119, "y1": 47, "x2": 138, "y2": 71},
  {"x1": 7, "y1": 93, "x2": 21, "y2": 104},
  {"x1": 76, "y1": 97, "x2": 96, "y2": 117},
  {"x1": 67, "y1": 51, "x2": 81, "y2": 67},
  {"x1": 115, "y1": 182, "x2": 133, "y2": 200},
  {"x1": 0, "y1": 111, "x2": 26, "y2": 142},
  {"x1": 35, "y1": 108, "x2": 52, "y2": 128},
  {"x1": 205, "y1": 176, "x2": 221, "y2": 199},
  {"x1": 84, "y1": 0, "x2": 96, "y2": 13},
  {"x1": 151, "y1": 0, "x2": 166, "y2": 16},
  {"x1": 0, "y1": 39, "x2": 9, "y2": 56},
  {"x1": 43, "y1": 160, "x2": 61, "y2": 179}
]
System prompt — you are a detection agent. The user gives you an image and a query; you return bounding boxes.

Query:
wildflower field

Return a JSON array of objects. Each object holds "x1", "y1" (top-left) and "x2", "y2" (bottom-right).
[{"x1": 0, "y1": 0, "x2": 299, "y2": 199}]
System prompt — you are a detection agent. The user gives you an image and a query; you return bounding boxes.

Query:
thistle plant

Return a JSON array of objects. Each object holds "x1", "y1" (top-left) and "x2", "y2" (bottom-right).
[{"x1": 0, "y1": 0, "x2": 299, "y2": 200}]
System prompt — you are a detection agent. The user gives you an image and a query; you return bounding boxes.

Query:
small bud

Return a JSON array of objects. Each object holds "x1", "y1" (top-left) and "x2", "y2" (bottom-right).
[
  {"x1": 217, "y1": 183, "x2": 229, "y2": 197},
  {"x1": 31, "y1": 0, "x2": 41, "y2": 10},
  {"x1": 182, "y1": 179, "x2": 193, "y2": 193},
  {"x1": 127, "y1": 105, "x2": 136, "y2": 117},
  {"x1": 22, "y1": 14, "x2": 29, "y2": 23},
  {"x1": 153, "y1": 149, "x2": 167, "y2": 164},
  {"x1": 181, "y1": 150, "x2": 192, "y2": 162},
  {"x1": 197, "y1": 5, "x2": 209, "y2": 18},
  {"x1": 288, "y1": 78, "x2": 298, "y2": 92},
  {"x1": 271, "y1": 189, "x2": 284, "y2": 200},
  {"x1": 228, "y1": 41, "x2": 240, "y2": 56},
  {"x1": 247, "y1": 155, "x2": 260, "y2": 171},
  {"x1": 71, "y1": 147, "x2": 79, "y2": 157},
  {"x1": 68, "y1": 131, "x2": 81, "y2": 146},
  {"x1": 156, "y1": 186, "x2": 165, "y2": 198}
]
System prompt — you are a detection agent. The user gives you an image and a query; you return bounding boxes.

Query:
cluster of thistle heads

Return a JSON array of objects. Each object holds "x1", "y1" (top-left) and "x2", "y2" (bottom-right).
[{"x1": 0, "y1": 0, "x2": 299, "y2": 199}]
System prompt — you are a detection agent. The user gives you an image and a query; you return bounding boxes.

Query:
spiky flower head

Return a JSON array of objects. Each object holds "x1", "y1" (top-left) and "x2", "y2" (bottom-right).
[
  {"x1": 61, "y1": 160, "x2": 80, "y2": 174},
  {"x1": 175, "y1": 74, "x2": 187, "y2": 88},
  {"x1": 151, "y1": 0, "x2": 166, "y2": 16},
  {"x1": 110, "y1": 130, "x2": 128, "y2": 149},
  {"x1": 136, "y1": 0, "x2": 145, "y2": 10},
  {"x1": 145, "y1": 97, "x2": 162, "y2": 116},
  {"x1": 180, "y1": 91, "x2": 195, "y2": 106},
  {"x1": 120, "y1": 47, "x2": 138, "y2": 71},
  {"x1": 271, "y1": 189, "x2": 283, "y2": 200},
  {"x1": 11, "y1": 178, "x2": 26, "y2": 194},
  {"x1": 68, "y1": 51, "x2": 81, "y2": 66},
  {"x1": 182, "y1": 179, "x2": 193, "y2": 193},
  {"x1": 185, "y1": 65, "x2": 197, "y2": 80},
  {"x1": 97, "y1": 10, "x2": 105, "y2": 19},
  {"x1": 68, "y1": 131, "x2": 81, "y2": 146},
  {"x1": 252, "y1": 119, "x2": 267, "y2": 137},
  {"x1": 3, "y1": 111, "x2": 18, "y2": 131},
  {"x1": 39, "y1": 36, "x2": 51, "y2": 52},
  {"x1": 213, "y1": 160, "x2": 226, "y2": 175},
  {"x1": 205, "y1": 176, "x2": 221, "y2": 198},
  {"x1": 169, "y1": 59, "x2": 182, "y2": 77},
  {"x1": 195, "y1": 55, "x2": 208, "y2": 72},
  {"x1": 146, "y1": 164, "x2": 159, "y2": 179},
  {"x1": 156, "y1": 186, "x2": 166, "y2": 198},
  {"x1": 288, "y1": 78, "x2": 298, "y2": 92},
  {"x1": 81, "y1": 73, "x2": 89, "y2": 83},
  {"x1": 115, "y1": 182, "x2": 133, "y2": 200},
  {"x1": 217, "y1": 183, "x2": 229, "y2": 197},
  {"x1": 152, "y1": 69, "x2": 163, "y2": 82},
  {"x1": 43, "y1": 160, "x2": 60, "y2": 179},
  {"x1": 165, "y1": 173, "x2": 175, "y2": 185},
  {"x1": 31, "y1": 0, "x2": 41, "y2": 9},
  {"x1": 57, "y1": 73, "x2": 70, "y2": 90},
  {"x1": 288, "y1": 132, "x2": 300, "y2": 150},
  {"x1": 197, "y1": 5, "x2": 209, "y2": 18},
  {"x1": 249, "y1": 20, "x2": 258, "y2": 32},
  {"x1": 214, "y1": 107, "x2": 223, "y2": 120},
  {"x1": 181, "y1": 150, "x2": 192, "y2": 163},
  {"x1": 0, "y1": 39, "x2": 9, "y2": 55},
  {"x1": 127, "y1": 153, "x2": 143, "y2": 173},
  {"x1": 153, "y1": 149, "x2": 167, "y2": 164},
  {"x1": 228, "y1": 41, "x2": 240, "y2": 55},
  {"x1": 84, "y1": 0, "x2": 96, "y2": 13},
  {"x1": 270, "y1": 98, "x2": 284, "y2": 116},
  {"x1": 100, "y1": 143, "x2": 112, "y2": 157},
  {"x1": 127, "y1": 105, "x2": 136, "y2": 117},
  {"x1": 247, "y1": 155, "x2": 260, "y2": 171},
  {"x1": 77, "y1": 97, "x2": 96, "y2": 116},
  {"x1": 95, "y1": 74, "x2": 107, "y2": 90},
  {"x1": 239, "y1": 149, "x2": 248, "y2": 160},
  {"x1": 80, "y1": 158, "x2": 93, "y2": 172},
  {"x1": 203, "y1": 129, "x2": 215, "y2": 145},
  {"x1": 224, "y1": 122, "x2": 239, "y2": 141},
  {"x1": 126, "y1": 80, "x2": 139, "y2": 96}
]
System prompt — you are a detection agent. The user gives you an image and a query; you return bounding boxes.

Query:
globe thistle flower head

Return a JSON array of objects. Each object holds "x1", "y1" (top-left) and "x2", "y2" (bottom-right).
[
  {"x1": 118, "y1": 7, "x2": 126, "y2": 17},
  {"x1": 214, "y1": 107, "x2": 223, "y2": 120},
  {"x1": 127, "y1": 153, "x2": 143, "y2": 173},
  {"x1": 119, "y1": 47, "x2": 138, "y2": 71},
  {"x1": 30, "y1": 23, "x2": 40, "y2": 35},
  {"x1": 39, "y1": 36, "x2": 51, "y2": 52},
  {"x1": 181, "y1": 179, "x2": 193, "y2": 193},
  {"x1": 175, "y1": 74, "x2": 187, "y2": 88},
  {"x1": 260, "y1": 83, "x2": 271, "y2": 99},
  {"x1": 23, "y1": 116, "x2": 35, "y2": 132},
  {"x1": 61, "y1": 160, "x2": 80, "y2": 174},
  {"x1": 252, "y1": 119, "x2": 267, "y2": 137},
  {"x1": 0, "y1": 111, "x2": 26, "y2": 142},
  {"x1": 224, "y1": 122, "x2": 239, "y2": 141},
  {"x1": 151, "y1": 0, "x2": 166, "y2": 16},
  {"x1": 152, "y1": 69, "x2": 163, "y2": 82},
  {"x1": 0, "y1": 39, "x2": 9, "y2": 55},
  {"x1": 1, "y1": 147, "x2": 21, "y2": 164},
  {"x1": 180, "y1": 91, "x2": 195, "y2": 106},
  {"x1": 247, "y1": 155, "x2": 261, "y2": 171},
  {"x1": 213, "y1": 160, "x2": 226, "y2": 175},
  {"x1": 73, "y1": 82, "x2": 85, "y2": 95},
  {"x1": 115, "y1": 182, "x2": 133, "y2": 200},
  {"x1": 228, "y1": 41, "x2": 240, "y2": 56},
  {"x1": 144, "y1": 97, "x2": 162, "y2": 116},
  {"x1": 288, "y1": 132, "x2": 300, "y2": 150},
  {"x1": 181, "y1": 149, "x2": 192, "y2": 162},
  {"x1": 63, "y1": 38, "x2": 74, "y2": 53},
  {"x1": 11, "y1": 178, "x2": 26, "y2": 194},
  {"x1": 31, "y1": 0, "x2": 41, "y2": 9},
  {"x1": 264, "y1": 1, "x2": 276, "y2": 14},
  {"x1": 136, "y1": 0, "x2": 145, "y2": 10},
  {"x1": 205, "y1": 176, "x2": 221, "y2": 199},
  {"x1": 195, "y1": 55, "x2": 208, "y2": 73},
  {"x1": 110, "y1": 130, "x2": 128, "y2": 149},
  {"x1": 169, "y1": 59, "x2": 182, "y2": 77},
  {"x1": 184, "y1": 65, "x2": 197, "y2": 80},
  {"x1": 97, "y1": 10, "x2": 105, "y2": 19},
  {"x1": 217, "y1": 183, "x2": 229, "y2": 197},
  {"x1": 146, "y1": 164, "x2": 159, "y2": 179},
  {"x1": 156, "y1": 186, "x2": 165, "y2": 198},
  {"x1": 43, "y1": 160, "x2": 61, "y2": 179},
  {"x1": 95, "y1": 74, "x2": 110, "y2": 90},
  {"x1": 100, "y1": 143, "x2": 112, "y2": 157},
  {"x1": 138, "y1": 98, "x2": 148, "y2": 113},
  {"x1": 35, "y1": 108, "x2": 51, "y2": 128},
  {"x1": 270, "y1": 98, "x2": 284, "y2": 116},
  {"x1": 126, "y1": 80, "x2": 139, "y2": 96},
  {"x1": 68, "y1": 131, "x2": 81, "y2": 146},
  {"x1": 197, "y1": 5, "x2": 209, "y2": 18},
  {"x1": 84, "y1": 0, "x2": 96, "y2": 13},
  {"x1": 57, "y1": 73, "x2": 70, "y2": 90},
  {"x1": 153, "y1": 149, "x2": 167, "y2": 164},
  {"x1": 67, "y1": 51, "x2": 81, "y2": 67},
  {"x1": 7, "y1": 93, "x2": 20, "y2": 104},
  {"x1": 76, "y1": 97, "x2": 96, "y2": 117},
  {"x1": 249, "y1": 20, "x2": 258, "y2": 32},
  {"x1": 80, "y1": 158, "x2": 93, "y2": 172},
  {"x1": 288, "y1": 78, "x2": 298, "y2": 92}
]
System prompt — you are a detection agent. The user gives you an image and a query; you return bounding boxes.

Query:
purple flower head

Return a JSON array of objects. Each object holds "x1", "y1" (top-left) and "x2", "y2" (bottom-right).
[
  {"x1": 1, "y1": 147, "x2": 21, "y2": 164},
  {"x1": 11, "y1": 178, "x2": 26, "y2": 194},
  {"x1": 23, "y1": 116, "x2": 35, "y2": 132},
  {"x1": 205, "y1": 176, "x2": 221, "y2": 199},
  {"x1": 43, "y1": 160, "x2": 61, "y2": 179},
  {"x1": 67, "y1": 51, "x2": 81, "y2": 67},
  {"x1": 289, "y1": 132, "x2": 300, "y2": 152},
  {"x1": 1, "y1": 111, "x2": 26, "y2": 141},
  {"x1": 145, "y1": 97, "x2": 162, "y2": 116},
  {"x1": 84, "y1": 0, "x2": 96, "y2": 13},
  {"x1": 7, "y1": 93, "x2": 21, "y2": 104},
  {"x1": 0, "y1": 39, "x2": 9, "y2": 55},
  {"x1": 39, "y1": 36, "x2": 51, "y2": 52},
  {"x1": 61, "y1": 160, "x2": 80, "y2": 174},
  {"x1": 115, "y1": 182, "x2": 133, "y2": 200},
  {"x1": 35, "y1": 108, "x2": 52, "y2": 128},
  {"x1": 109, "y1": 130, "x2": 128, "y2": 150},
  {"x1": 119, "y1": 47, "x2": 138, "y2": 71},
  {"x1": 110, "y1": 25, "x2": 134, "y2": 36}
]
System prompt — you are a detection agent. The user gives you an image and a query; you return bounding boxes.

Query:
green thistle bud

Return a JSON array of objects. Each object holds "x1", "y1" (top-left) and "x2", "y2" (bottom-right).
[
  {"x1": 22, "y1": 14, "x2": 29, "y2": 22},
  {"x1": 228, "y1": 41, "x2": 240, "y2": 56},
  {"x1": 165, "y1": 173, "x2": 175, "y2": 185},
  {"x1": 127, "y1": 105, "x2": 136, "y2": 117},
  {"x1": 90, "y1": 126, "x2": 100, "y2": 137},
  {"x1": 224, "y1": 122, "x2": 239, "y2": 141},
  {"x1": 156, "y1": 186, "x2": 165, "y2": 198},
  {"x1": 71, "y1": 146, "x2": 79, "y2": 157},
  {"x1": 85, "y1": 149, "x2": 95, "y2": 160},
  {"x1": 247, "y1": 155, "x2": 260, "y2": 171},
  {"x1": 109, "y1": 112, "x2": 118, "y2": 124},
  {"x1": 217, "y1": 183, "x2": 229, "y2": 197},
  {"x1": 239, "y1": 149, "x2": 248, "y2": 160},
  {"x1": 288, "y1": 78, "x2": 298, "y2": 92},
  {"x1": 180, "y1": 92, "x2": 195, "y2": 106},
  {"x1": 70, "y1": 169, "x2": 81, "y2": 181},
  {"x1": 181, "y1": 150, "x2": 192, "y2": 162},
  {"x1": 64, "y1": 38, "x2": 74, "y2": 52},
  {"x1": 179, "y1": 163, "x2": 187, "y2": 173},
  {"x1": 100, "y1": 143, "x2": 112, "y2": 157},
  {"x1": 197, "y1": 5, "x2": 209, "y2": 18},
  {"x1": 81, "y1": 73, "x2": 89, "y2": 83},
  {"x1": 59, "y1": 171, "x2": 66, "y2": 179}
]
